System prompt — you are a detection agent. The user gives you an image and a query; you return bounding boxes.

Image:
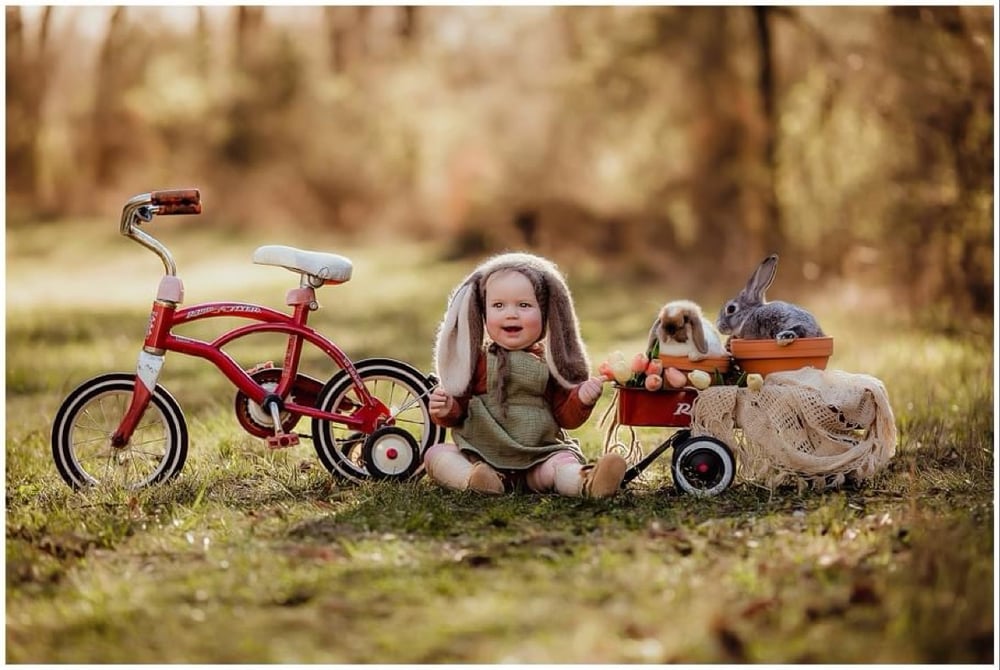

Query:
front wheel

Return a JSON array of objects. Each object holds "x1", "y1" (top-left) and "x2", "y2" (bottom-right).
[
  {"x1": 671, "y1": 435, "x2": 735, "y2": 497},
  {"x1": 311, "y1": 358, "x2": 443, "y2": 482},
  {"x1": 51, "y1": 373, "x2": 188, "y2": 489}
]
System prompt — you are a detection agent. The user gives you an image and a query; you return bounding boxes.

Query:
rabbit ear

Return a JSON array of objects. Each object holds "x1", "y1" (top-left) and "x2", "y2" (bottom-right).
[
  {"x1": 744, "y1": 254, "x2": 779, "y2": 302},
  {"x1": 542, "y1": 269, "x2": 590, "y2": 389},
  {"x1": 433, "y1": 275, "x2": 484, "y2": 396},
  {"x1": 687, "y1": 313, "x2": 709, "y2": 354},
  {"x1": 647, "y1": 316, "x2": 662, "y2": 352}
]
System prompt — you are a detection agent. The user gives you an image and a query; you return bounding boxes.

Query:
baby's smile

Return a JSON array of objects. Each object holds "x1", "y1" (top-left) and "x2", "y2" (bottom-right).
[{"x1": 484, "y1": 270, "x2": 544, "y2": 351}]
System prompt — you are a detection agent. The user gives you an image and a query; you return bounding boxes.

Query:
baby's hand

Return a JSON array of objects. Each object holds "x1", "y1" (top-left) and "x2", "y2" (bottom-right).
[
  {"x1": 428, "y1": 387, "x2": 456, "y2": 419},
  {"x1": 577, "y1": 376, "x2": 606, "y2": 406}
]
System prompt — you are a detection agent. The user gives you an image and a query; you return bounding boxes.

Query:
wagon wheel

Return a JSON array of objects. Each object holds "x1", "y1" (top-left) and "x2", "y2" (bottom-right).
[{"x1": 671, "y1": 435, "x2": 735, "y2": 497}]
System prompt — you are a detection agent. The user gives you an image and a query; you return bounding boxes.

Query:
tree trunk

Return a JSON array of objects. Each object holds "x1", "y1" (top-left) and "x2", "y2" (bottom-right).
[
  {"x1": 195, "y1": 7, "x2": 210, "y2": 78},
  {"x1": 5, "y1": 5, "x2": 53, "y2": 202},
  {"x1": 233, "y1": 6, "x2": 265, "y2": 69},
  {"x1": 92, "y1": 7, "x2": 128, "y2": 186},
  {"x1": 752, "y1": 6, "x2": 782, "y2": 257},
  {"x1": 886, "y1": 7, "x2": 994, "y2": 316},
  {"x1": 682, "y1": 7, "x2": 774, "y2": 270},
  {"x1": 324, "y1": 6, "x2": 371, "y2": 74},
  {"x1": 399, "y1": 6, "x2": 419, "y2": 43},
  {"x1": 951, "y1": 8, "x2": 994, "y2": 314}
]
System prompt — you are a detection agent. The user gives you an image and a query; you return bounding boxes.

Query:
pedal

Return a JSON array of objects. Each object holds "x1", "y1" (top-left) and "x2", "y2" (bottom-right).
[{"x1": 266, "y1": 433, "x2": 300, "y2": 450}]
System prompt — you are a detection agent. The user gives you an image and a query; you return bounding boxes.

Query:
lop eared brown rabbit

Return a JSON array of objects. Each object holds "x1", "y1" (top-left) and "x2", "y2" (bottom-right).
[{"x1": 648, "y1": 299, "x2": 727, "y2": 361}]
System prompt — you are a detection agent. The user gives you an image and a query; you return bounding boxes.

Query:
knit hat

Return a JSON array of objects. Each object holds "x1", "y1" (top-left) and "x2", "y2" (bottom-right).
[{"x1": 434, "y1": 252, "x2": 591, "y2": 396}]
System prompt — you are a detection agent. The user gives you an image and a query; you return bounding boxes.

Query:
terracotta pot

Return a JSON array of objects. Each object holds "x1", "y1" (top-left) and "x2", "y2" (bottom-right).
[
  {"x1": 659, "y1": 354, "x2": 732, "y2": 374},
  {"x1": 730, "y1": 336, "x2": 834, "y2": 375}
]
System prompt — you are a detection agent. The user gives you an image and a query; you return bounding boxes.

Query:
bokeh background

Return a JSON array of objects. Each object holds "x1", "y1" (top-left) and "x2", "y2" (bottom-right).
[{"x1": 5, "y1": 5, "x2": 994, "y2": 320}]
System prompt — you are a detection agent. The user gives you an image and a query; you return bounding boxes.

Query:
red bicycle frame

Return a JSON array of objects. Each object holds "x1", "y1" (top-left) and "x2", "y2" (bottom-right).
[{"x1": 110, "y1": 190, "x2": 387, "y2": 448}]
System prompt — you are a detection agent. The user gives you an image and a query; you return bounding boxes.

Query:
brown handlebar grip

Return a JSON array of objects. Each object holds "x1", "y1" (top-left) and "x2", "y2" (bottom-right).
[{"x1": 151, "y1": 188, "x2": 201, "y2": 215}]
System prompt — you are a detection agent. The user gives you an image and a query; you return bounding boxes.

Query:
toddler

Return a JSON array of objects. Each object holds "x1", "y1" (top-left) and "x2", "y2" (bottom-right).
[{"x1": 424, "y1": 252, "x2": 626, "y2": 497}]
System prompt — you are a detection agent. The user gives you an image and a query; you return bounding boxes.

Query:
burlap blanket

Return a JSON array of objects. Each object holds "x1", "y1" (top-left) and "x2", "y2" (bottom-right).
[{"x1": 690, "y1": 368, "x2": 897, "y2": 490}]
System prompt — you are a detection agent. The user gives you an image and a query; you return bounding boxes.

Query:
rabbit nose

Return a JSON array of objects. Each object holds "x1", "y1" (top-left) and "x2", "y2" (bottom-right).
[{"x1": 665, "y1": 324, "x2": 678, "y2": 335}]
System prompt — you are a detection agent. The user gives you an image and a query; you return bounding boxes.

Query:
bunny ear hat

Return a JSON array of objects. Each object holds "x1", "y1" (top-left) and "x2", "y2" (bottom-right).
[{"x1": 433, "y1": 252, "x2": 591, "y2": 396}]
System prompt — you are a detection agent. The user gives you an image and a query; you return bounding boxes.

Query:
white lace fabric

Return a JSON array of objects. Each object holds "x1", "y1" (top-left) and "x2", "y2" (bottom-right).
[{"x1": 690, "y1": 368, "x2": 897, "y2": 489}]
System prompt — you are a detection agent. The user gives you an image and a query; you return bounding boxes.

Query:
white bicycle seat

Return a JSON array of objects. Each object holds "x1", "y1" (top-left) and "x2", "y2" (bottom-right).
[{"x1": 252, "y1": 245, "x2": 353, "y2": 284}]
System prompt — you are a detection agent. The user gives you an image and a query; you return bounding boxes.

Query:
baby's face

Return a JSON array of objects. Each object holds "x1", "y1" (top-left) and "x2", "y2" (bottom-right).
[{"x1": 484, "y1": 270, "x2": 543, "y2": 351}]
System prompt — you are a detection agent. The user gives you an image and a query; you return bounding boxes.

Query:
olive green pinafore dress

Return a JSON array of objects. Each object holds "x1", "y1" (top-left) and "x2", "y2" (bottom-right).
[{"x1": 453, "y1": 349, "x2": 585, "y2": 470}]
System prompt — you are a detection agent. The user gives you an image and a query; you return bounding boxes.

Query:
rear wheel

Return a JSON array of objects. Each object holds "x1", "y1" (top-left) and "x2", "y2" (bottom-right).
[
  {"x1": 671, "y1": 436, "x2": 735, "y2": 497},
  {"x1": 51, "y1": 373, "x2": 188, "y2": 489},
  {"x1": 311, "y1": 358, "x2": 442, "y2": 482}
]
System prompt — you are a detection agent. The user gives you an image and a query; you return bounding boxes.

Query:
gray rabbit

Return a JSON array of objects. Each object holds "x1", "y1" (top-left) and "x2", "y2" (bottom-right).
[{"x1": 716, "y1": 254, "x2": 824, "y2": 346}]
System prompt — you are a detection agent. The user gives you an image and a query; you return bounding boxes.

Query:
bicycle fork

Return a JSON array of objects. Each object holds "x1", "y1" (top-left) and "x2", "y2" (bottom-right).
[{"x1": 112, "y1": 277, "x2": 182, "y2": 448}]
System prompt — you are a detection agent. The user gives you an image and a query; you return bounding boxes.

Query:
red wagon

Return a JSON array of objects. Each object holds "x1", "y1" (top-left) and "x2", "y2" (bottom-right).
[{"x1": 612, "y1": 385, "x2": 737, "y2": 497}]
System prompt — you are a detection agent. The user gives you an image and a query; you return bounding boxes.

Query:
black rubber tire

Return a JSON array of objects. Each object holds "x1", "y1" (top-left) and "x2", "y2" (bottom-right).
[
  {"x1": 311, "y1": 358, "x2": 442, "y2": 482},
  {"x1": 51, "y1": 373, "x2": 188, "y2": 489},
  {"x1": 362, "y1": 426, "x2": 422, "y2": 481},
  {"x1": 671, "y1": 435, "x2": 735, "y2": 497}
]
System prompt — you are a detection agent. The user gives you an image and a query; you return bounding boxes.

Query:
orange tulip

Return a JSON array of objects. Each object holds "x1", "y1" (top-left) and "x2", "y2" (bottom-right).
[{"x1": 598, "y1": 361, "x2": 615, "y2": 381}]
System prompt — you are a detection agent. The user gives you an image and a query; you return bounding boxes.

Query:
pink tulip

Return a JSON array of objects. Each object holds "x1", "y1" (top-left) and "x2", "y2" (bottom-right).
[
  {"x1": 644, "y1": 374, "x2": 663, "y2": 391},
  {"x1": 631, "y1": 352, "x2": 649, "y2": 374},
  {"x1": 645, "y1": 358, "x2": 663, "y2": 376},
  {"x1": 664, "y1": 367, "x2": 687, "y2": 389}
]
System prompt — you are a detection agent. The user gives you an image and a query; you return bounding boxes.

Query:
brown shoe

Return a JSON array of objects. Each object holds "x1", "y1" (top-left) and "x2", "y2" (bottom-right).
[
  {"x1": 467, "y1": 462, "x2": 505, "y2": 495},
  {"x1": 581, "y1": 453, "x2": 627, "y2": 499}
]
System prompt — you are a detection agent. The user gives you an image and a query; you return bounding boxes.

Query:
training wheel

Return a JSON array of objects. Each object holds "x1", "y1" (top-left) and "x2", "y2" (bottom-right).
[
  {"x1": 671, "y1": 435, "x2": 736, "y2": 497},
  {"x1": 362, "y1": 426, "x2": 421, "y2": 481}
]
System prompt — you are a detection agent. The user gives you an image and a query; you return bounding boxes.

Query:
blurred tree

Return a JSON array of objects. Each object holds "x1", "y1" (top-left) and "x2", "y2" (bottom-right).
[
  {"x1": 233, "y1": 5, "x2": 264, "y2": 70},
  {"x1": 398, "y1": 6, "x2": 419, "y2": 43},
  {"x1": 883, "y1": 7, "x2": 993, "y2": 316},
  {"x1": 3, "y1": 5, "x2": 991, "y2": 319},
  {"x1": 659, "y1": 7, "x2": 779, "y2": 266},
  {"x1": 92, "y1": 7, "x2": 150, "y2": 186},
  {"x1": 221, "y1": 7, "x2": 306, "y2": 167},
  {"x1": 324, "y1": 6, "x2": 372, "y2": 74},
  {"x1": 195, "y1": 7, "x2": 211, "y2": 78},
  {"x1": 5, "y1": 5, "x2": 53, "y2": 202},
  {"x1": 752, "y1": 6, "x2": 781, "y2": 256}
]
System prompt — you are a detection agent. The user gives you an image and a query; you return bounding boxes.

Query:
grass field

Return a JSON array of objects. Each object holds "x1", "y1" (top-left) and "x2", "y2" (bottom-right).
[{"x1": 5, "y1": 219, "x2": 995, "y2": 663}]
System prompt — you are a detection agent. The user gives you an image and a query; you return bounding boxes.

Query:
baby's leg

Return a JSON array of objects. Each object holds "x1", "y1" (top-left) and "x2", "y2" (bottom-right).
[
  {"x1": 525, "y1": 450, "x2": 579, "y2": 493},
  {"x1": 423, "y1": 443, "x2": 504, "y2": 494},
  {"x1": 526, "y1": 450, "x2": 627, "y2": 499}
]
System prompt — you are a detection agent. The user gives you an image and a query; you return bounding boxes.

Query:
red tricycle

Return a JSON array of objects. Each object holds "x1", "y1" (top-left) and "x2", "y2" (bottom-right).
[{"x1": 50, "y1": 189, "x2": 444, "y2": 490}]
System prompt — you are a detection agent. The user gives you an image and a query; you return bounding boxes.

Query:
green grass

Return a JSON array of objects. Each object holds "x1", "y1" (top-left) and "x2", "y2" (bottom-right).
[{"x1": 5, "y1": 221, "x2": 994, "y2": 662}]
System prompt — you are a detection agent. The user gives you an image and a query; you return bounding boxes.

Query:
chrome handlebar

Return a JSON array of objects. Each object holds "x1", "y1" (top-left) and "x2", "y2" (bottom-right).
[{"x1": 119, "y1": 189, "x2": 201, "y2": 277}]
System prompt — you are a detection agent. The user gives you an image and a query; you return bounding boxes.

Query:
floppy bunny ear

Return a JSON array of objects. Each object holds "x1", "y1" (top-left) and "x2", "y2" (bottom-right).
[
  {"x1": 542, "y1": 267, "x2": 590, "y2": 389},
  {"x1": 647, "y1": 316, "x2": 662, "y2": 353},
  {"x1": 433, "y1": 276, "x2": 484, "y2": 396},
  {"x1": 688, "y1": 314, "x2": 709, "y2": 354},
  {"x1": 745, "y1": 254, "x2": 779, "y2": 303}
]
